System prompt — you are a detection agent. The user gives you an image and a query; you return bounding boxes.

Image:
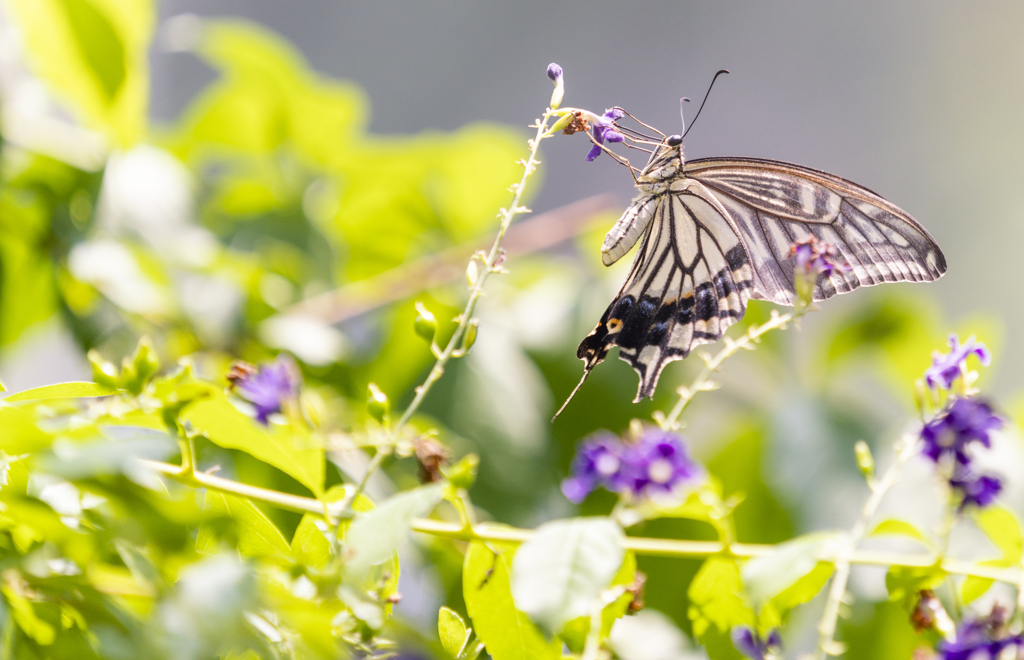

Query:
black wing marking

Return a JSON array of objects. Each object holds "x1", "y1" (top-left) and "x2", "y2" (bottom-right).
[
  {"x1": 684, "y1": 157, "x2": 947, "y2": 305},
  {"x1": 577, "y1": 181, "x2": 754, "y2": 401}
]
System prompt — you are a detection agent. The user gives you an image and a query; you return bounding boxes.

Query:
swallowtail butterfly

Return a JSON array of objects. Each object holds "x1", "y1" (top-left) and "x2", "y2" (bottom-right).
[{"x1": 570, "y1": 111, "x2": 946, "y2": 406}]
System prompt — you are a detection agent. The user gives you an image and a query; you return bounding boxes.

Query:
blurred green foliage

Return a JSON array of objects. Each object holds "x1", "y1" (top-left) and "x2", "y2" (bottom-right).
[{"x1": 0, "y1": 1, "x2": 1020, "y2": 659}]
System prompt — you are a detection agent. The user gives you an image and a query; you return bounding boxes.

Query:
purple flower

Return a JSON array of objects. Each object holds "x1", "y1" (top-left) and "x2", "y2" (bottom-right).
[
  {"x1": 546, "y1": 63, "x2": 563, "y2": 83},
  {"x1": 920, "y1": 398, "x2": 1002, "y2": 465},
  {"x1": 586, "y1": 108, "x2": 626, "y2": 161},
  {"x1": 950, "y1": 469, "x2": 1003, "y2": 510},
  {"x1": 561, "y1": 433, "x2": 624, "y2": 503},
  {"x1": 234, "y1": 357, "x2": 300, "y2": 424},
  {"x1": 731, "y1": 627, "x2": 782, "y2": 660},
  {"x1": 561, "y1": 429, "x2": 701, "y2": 503},
  {"x1": 618, "y1": 429, "x2": 702, "y2": 498},
  {"x1": 925, "y1": 334, "x2": 992, "y2": 390},
  {"x1": 787, "y1": 236, "x2": 848, "y2": 277},
  {"x1": 938, "y1": 617, "x2": 1023, "y2": 660}
]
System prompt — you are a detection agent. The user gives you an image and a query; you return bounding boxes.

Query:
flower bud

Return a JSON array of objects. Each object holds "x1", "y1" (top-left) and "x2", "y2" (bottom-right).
[
  {"x1": 547, "y1": 112, "x2": 575, "y2": 135},
  {"x1": 443, "y1": 453, "x2": 479, "y2": 489},
  {"x1": 367, "y1": 383, "x2": 389, "y2": 424},
  {"x1": 88, "y1": 349, "x2": 119, "y2": 390},
  {"x1": 854, "y1": 441, "x2": 874, "y2": 480},
  {"x1": 414, "y1": 301, "x2": 437, "y2": 343},
  {"x1": 461, "y1": 319, "x2": 479, "y2": 352},
  {"x1": 466, "y1": 259, "x2": 480, "y2": 287},
  {"x1": 119, "y1": 337, "x2": 160, "y2": 394},
  {"x1": 546, "y1": 63, "x2": 564, "y2": 109}
]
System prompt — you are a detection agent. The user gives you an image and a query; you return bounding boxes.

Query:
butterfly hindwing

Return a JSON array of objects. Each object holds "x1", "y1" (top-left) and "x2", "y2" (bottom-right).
[
  {"x1": 684, "y1": 157, "x2": 947, "y2": 305},
  {"x1": 578, "y1": 180, "x2": 753, "y2": 401}
]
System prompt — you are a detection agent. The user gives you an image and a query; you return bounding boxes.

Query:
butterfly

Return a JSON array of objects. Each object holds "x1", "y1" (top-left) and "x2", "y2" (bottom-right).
[{"x1": 564, "y1": 106, "x2": 946, "y2": 409}]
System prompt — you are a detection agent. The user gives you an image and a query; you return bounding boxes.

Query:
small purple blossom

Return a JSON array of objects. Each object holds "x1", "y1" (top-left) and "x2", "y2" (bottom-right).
[
  {"x1": 561, "y1": 433, "x2": 624, "y2": 503},
  {"x1": 950, "y1": 469, "x2": 1003, "y2": 510},
  {"x1": 546, "y1": 63, "x2": 563, "y2": 83},
  {"x1": 618, "y1": 429, "x2": 702, "y2": 498},
  {"x1": 938, "y1": 616, "x2": 1023, "y2": 660},
  {"x1": 731, "y1": 627, "x2": 782, "y2": 660},
  {"x1": 788, "y1": 236, "x2": 848, "y2": 277},
  {"x1": 234, "y1": 357, "x2": 300, "y2": 424},
  {"x1": 561, "y1": 429, "x2": 701, "y2": 503},
  {"x1": 920, "y1": 398, "x2": 1002, "y2": 465},
  {"x1": 924, "y1": 334, "x2": 992, "y2": 390},
  {"x1": 586, "y1": 107, "x2": 626, "y2": 161}
]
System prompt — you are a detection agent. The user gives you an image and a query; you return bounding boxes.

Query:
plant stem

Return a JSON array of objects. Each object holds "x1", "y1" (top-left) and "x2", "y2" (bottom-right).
[
  {"x1": 333, "y1": 110, "x2": 558, "y2": 510},
  {"x1": 391, "y1": 111, "x2": 553, "y2": 435},
  {"x1": 659, "y1": 308, "x2": 805, "y2": 430},
  {"x1": 141, "y1": 457, "x2": 1020, "y2": 584},
  {"x1": 814, "y1": 432, "x2": 919, "y2": 658}
]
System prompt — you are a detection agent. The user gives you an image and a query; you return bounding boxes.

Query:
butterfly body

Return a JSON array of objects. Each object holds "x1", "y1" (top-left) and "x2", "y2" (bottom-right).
[{"x1": 577, "y1": 138, "x2": 946, "y2": 403}]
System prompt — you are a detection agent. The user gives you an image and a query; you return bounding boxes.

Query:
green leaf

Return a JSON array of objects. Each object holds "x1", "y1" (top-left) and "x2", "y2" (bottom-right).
[
  {"x1": 688, "y1": 557, "x2": 755, "y2": 660},
  {"x1": 510, "y1": 517, "x2": 625, "y2": 637},
  {"x1": 438, "y1": 606, "x2": 470, "y2": 658},
  {"x1": 5, "y1": 0, "x2": 152, "y2": 146},
  {"x1": 958, "y1": 507, "x2": 1024, "y2": 605},
  {"x1": 184, "y1": 393, "x2": 324, "y2": 497},
  {"x1": 961, "y1": 558, "x2": 1011, "y2": 605},
  {"x1": 742, "y1": 533, "x2": 840, "y2": 610},
  {"x1": 291, "y1": 515, "x2": 332, "y2": 569},
  {"x1": 1, "y1": 585, "x2": 55, "y2": 645},
  {"x1": 974, "y1": 505, "x2": 1023, "y2": 562},
  {"x1": 0, "y1": 407, "x2": 52, "y2": 454},
  {"x1": 886, "y1": 564, "x2": 946, "y2": 609},
  {"x1": 463, "y1": 539, "x2": 561, "y2": 660},
  {"x1": 4, "y1": 381, "x2": 114, "y2": 402},
  {"x1": 342, "y1": 482, "x2": 445, "y2": 584},
  {"x1": 198, "y1": 492, "x2": 292, "y2": 563},
  {"x1": 559, "y1": 551, "x2": 636, "y2": 654},
  {"x1": 868, "y1": 519, "x2": 935, "y2": 550},
  {"x1": 54, "y1": 0, "x2": 126, "y2": 101}
]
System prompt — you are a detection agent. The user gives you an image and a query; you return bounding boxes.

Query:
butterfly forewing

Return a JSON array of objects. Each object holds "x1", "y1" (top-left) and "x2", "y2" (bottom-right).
[
  {"x1": 575, "y1": 152, "x2": 946, "y2": 403},
  {"x1": 684, "y1": 157, "x2": 946, "y2": 305}
]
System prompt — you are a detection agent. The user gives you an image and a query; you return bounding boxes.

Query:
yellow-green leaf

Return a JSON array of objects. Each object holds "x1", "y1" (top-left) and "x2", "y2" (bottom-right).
[
  {"x1": 974, "y1": 506, "x2": 1023, "y2": 562},
  {"x1": 291, "y1": 515, "x2": 332, "y2": 569},
  {"x1": 463, "y1": 539, "x2": 560, "y2": 660},
  {"x1": 4, "y1": 381, "x2": 113, "y2": 402},
  {"x1": 438, "y1": 606, "x2": 470, "y2": 658},
  {"x1": 199, "y1": 492, "x2": 291, "y2": 563},
  {"x1": 183, "y1": 392, "x2": 324, "y2": 497},
  {"x1": 5, "y1": 0, "x2": 152, "y2": 147},
  {"x1": 868, "y1": 519, "x2": 934, "y2": 550}
]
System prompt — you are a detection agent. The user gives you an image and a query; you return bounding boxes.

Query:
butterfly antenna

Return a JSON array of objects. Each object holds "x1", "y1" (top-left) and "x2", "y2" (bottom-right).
[
  {"x1": 551, "y1": 368, "x2": 593, "y2": 422},
  {"x1": 682, "y1": 69, "x2": 729, "y2": 139}
]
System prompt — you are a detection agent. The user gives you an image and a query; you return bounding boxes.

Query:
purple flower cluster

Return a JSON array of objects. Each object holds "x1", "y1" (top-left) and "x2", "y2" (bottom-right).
[
  {"x1": 731, "y1": 627, "x2": 782, "y2": 660},
  {"x1": 585, "y1": 108, "x2": 625, "y2": 162},
  {"x1": 921, "y1": 398, "x2": 1001, "y2": 465},
  {"x1": 234, "y1": 357, "x2": 300, "y2": 424},
  {"x1": 920, "y1": 391, "x2": 1003, "y2": 509},
  {"x1": 924, "y1": 334, "x2": 991, "y2": 390},
  {"x1": 938, "y1": 616, "x2": 1023, "y2": 660},
  {"x1": 561, "y1": 429, "x2": 702, "y2": 503}
]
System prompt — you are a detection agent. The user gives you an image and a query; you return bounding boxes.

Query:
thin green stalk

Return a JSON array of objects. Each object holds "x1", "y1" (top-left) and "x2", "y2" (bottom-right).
[
  {"x1": 140, "y1": 458, "x2": 1022, "y2": 584},
  {"x1": 391, "y1": 111, "x2": 554, "y2": 434},
  {"x1": 814, "y1": 433, "x2": 919, "y2": 659},
  {"x1": 339, "y1": 109, "x2": 559, "y2": 512},
  {"x1": 659, "y1": 308, "x2": 805, "y2": 430}
]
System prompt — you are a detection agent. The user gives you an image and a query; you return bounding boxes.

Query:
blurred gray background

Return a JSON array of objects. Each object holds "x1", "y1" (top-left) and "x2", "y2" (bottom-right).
[{"x1": 152, "y1": 1, "x2": 1024, "y2": 393}]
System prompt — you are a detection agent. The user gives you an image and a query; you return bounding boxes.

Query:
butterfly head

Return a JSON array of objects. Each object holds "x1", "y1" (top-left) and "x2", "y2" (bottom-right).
[{"x1": 638, "y1": 134, "x2": 684, "y2": 183}]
